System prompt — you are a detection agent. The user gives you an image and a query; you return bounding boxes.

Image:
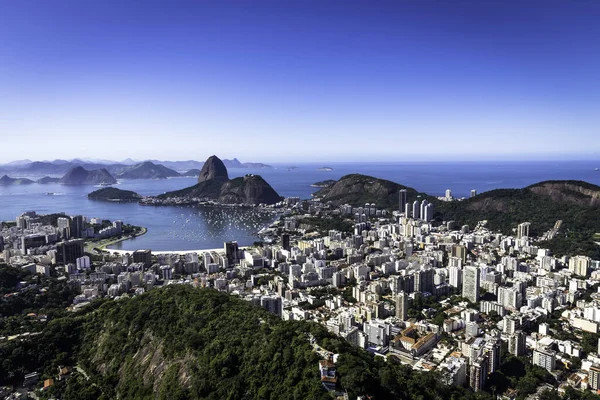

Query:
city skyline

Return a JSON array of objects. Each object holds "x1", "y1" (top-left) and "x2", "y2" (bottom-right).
[{"x1": 1, "y1": 1, "x2": 599, "y2": 163}]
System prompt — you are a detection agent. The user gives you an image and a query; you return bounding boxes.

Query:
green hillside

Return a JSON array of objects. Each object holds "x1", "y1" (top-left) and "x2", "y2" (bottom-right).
[{"x1": 1, "y1": 285, "x2": 485, "y2": 400}]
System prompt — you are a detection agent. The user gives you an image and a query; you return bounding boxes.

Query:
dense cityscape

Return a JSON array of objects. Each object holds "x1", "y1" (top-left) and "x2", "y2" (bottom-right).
[{"x1": 2, "y1": 182, "x2": 600, "y2": 399}]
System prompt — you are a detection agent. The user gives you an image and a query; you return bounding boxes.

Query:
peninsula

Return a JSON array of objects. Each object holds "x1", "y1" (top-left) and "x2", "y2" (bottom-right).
[{"x1": 152, "y1": 155, "x2": 282, "y2": 205}]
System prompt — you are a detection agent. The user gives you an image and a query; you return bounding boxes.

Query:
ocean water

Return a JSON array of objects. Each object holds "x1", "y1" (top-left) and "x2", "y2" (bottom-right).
[{"x1": 0, "y1": 161, "x2": 598, "y2": 251}]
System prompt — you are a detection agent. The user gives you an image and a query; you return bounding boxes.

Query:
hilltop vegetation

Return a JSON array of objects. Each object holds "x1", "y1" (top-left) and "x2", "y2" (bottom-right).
[
  {"x1": 2, "y1": 285, "x2": 488, "y2": 400},
  {"x1": 88, "y1": 187, "x2": 142, "y2": 202},
  {"x1": 315, "y1": 175, "x2": 600, "y2": 258},
  {"x1": 314, "y1": 174, "x2": 433, "y2": 209},
  {"x1": 436, "y1": 180, "x2": 600, "y2": 258}
]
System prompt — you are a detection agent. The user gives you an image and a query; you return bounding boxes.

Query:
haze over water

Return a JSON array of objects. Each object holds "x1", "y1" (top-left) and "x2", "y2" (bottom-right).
[{"x1": 1, "y1": 160, "x2": 599, "y2": 251}]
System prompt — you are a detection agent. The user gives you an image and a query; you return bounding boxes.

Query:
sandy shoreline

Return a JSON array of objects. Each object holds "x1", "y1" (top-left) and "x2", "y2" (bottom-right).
[{"x1": 102, "y1": 247, "x2": 248, "y2": 255}]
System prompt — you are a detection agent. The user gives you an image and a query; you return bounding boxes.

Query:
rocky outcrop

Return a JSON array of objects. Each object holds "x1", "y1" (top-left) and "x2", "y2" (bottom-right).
[
  {"x1": 198, "y1": 155, "x2": 229, "y2": 183},
  {"x1": 218, "y1": 175, "x2": 281, "y2": 205},
  {"x1": 159, "y1": 156, "x2": 281, "y2": 205},
  {"x1": 59, "y1": 166, "x2": 117, "y2": 185},
  {"x1": 527, "y1": 180, "x2": 600, "y2": 207}
]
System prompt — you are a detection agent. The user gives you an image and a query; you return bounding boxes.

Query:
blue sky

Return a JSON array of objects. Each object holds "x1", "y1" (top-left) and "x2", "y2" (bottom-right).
[{"x1": 1, "y1": 0, "x2": 598, "y2": 162}]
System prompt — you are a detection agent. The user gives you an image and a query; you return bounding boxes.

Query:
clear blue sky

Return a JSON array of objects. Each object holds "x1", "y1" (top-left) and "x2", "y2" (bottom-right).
[{"x1": 1, "y1": 0, "x2": 599, "y2": 163}]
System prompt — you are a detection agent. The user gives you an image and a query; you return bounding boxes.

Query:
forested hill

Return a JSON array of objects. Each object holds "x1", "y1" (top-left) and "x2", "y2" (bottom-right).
[
  {"x1": 313, "y1": 174, "x2": 435, "y2": 209},
  {"x1": 1, "y1": 285, "x2": 486, "y2": 400},
  {"x1": 314, "y1": 175, "x2": 600, "y2": 257},
  {"x1": 436, "y1": 180, "x2": 600, "y2": 257}
]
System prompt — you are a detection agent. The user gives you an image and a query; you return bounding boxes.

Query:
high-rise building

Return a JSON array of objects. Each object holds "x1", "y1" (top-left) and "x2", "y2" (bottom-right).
[
  {"x1": 398, "y1": 189, "x2": 407, "y2": 213},
  {"x1": 517, "y1": 222, "x2": 531, "y2": 239},
  {"x1": 70, "y1": 215, "x2": 85, "y2": 239},
  {"x1": 57, "y1": 217, "x2": 71, "y2": 240},
  {"x1": 396, "y1": 291, "x2": 408, "y2": 321},
  {"x1": 451, "y1": 245, "x2": 467, "y2": 264},
  {"x1": 470, "y1": 189, "x2": 477, "y2": 198},
  {"x1": 533, "y1": 347, "x2": 556, "y2": 371},
  {"x1": 420, "y1": 200, "x2": 429, "y2": 219},
  {"x1": 590, "y1": 365, "x2": 600, "y2": 390},
  {"x1": 412, "y1": 200, "x2": 420, "y2": 219},
  {"x1": 56, "y1": 239, "x2": 84, "y2": 265},
  {"x1": 448, "y1": 266, "x2": 463, "y2": 288},
  {"x1": 445, "y1": 189, "x2": 452, "y2": 200},
  {"x1": 423, "y1": 203, "x2": 434, "y2": 222},
  {"x1": 414, "y1": 267, "x2": 434, "y2": 294},
  {"x1": 224, "y1": 241, "x2": 239, "y2": 265},
  {"x1": 281, "y1": 234, "x2": 290, "y2": 251},
  {"x1": 484, "y1": 340, "x2": 501, "y2": 374},
  {"x1": 469, "y1": 354, "x2": 488, "y2": 392},
  {"x1": 462, "y1": 265, "x2": 480, "y2": 303},
  {"x1": 508, "y1": 331, "x2": 526, "y2": 356},
  {"x1": 569, "y1": 255, "x2": 591, "y2": 277},
  {"x1": 133, "y1": 249, "x2": 152, "y2": 268},
  {"x1": 260, "y1": 295, "x2": 282, "y2": 317},
  {"x1": 404, "y1": 203, "x2": 411, "y2": 218},
  {"x1": 113, "y1": 220, "x2": 123, "y2": 234}
]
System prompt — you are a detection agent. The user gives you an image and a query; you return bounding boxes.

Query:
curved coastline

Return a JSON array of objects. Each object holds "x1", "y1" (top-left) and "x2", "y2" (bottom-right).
[{"x1": 86, "y1": 227, "x2": 148, "y2": 253}]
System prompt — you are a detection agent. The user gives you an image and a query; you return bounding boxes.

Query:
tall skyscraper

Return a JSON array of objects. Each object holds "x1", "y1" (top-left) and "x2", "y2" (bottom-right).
[
  {"x1": 448, "y1": 266, "x2": 463, "y2": 288},
  {"x1": 56, "y1": 239, "x2": 84, "y2": 265},
  {"x1": 451, "y1": 245, "x2": 467, "y2": 264},
  {"x1": 281, "y1": 233, "x2": 290, "y2": 251},
  {"x1": 414, "y1": 267, "x2": 434, "y2": 294},
  {"x1": 224, "y1": 241, "x2": 239, "y2": 265},
  {"x1": 404, "y1": 203, "x2": 411, "y2": 218},
  {"x1": 420, "y1": 200, "x2": 428, "y2": 219},
  {"x1": 508, "y1": 331, "x2": 526, "y2": 356},
  {"x1": 590, "y1": 365, "x2": 600, "y2": 391},
  {"x1": 70, "y1": 215, "x2": 84, "y2": 239},
  {"x1": 469, "y1": 354, "x2": 488, "y2": 392},
  {"x1": 396, "y1": 291, "x2": 408, "y2": 321},
  {"x1": 462, "y1": 265, "x2": 480, "y2": 303},
  {"x1": 569, "y1": 255, "x2": 591, "y2": 277},
  {"x1": 517, "y1": 222, "x2": 531, "y2": 239},
  {"x1": 398, "y1": 189, "x2": 407, "y2": 213},
  {"x1": 445, "y1": 189, "x2": 452, "y2": 200},
  {"x1": 57, "y1": 217, "x2": 71, "y2": 239},
  {"x1": 423, "y1": 203, "x2": 434, "y2": 222},
  {"x1": 484, "y1": 339, "x2": 501, "y2": 374},
  {"x1": 470, "y1": 189, "x2": 477, "y2": 198},
  {"x1": 533, "y1": 347, "x2": 556, "y2": 371},
  {"x1": 133, "y1": 249, "x2": 153, "y2": 268},
  {"x1": 412, "y1": 200, "x2": 420, "y2": 219}
]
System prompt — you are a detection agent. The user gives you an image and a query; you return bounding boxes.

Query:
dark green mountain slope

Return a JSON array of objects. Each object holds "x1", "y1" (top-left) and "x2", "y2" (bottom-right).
[
  {"x1": 1, "y1": 286, "x2": 486, "y2": 400},
  {"x1": 88, "y1": 187, "x2": 142, "y2": 202},
  {"x1": 314, "y1": 174, "x2": 434, "y2": 209},
  {"x1": 437, "y1": 180, "x2": 600, "y2": 257}
]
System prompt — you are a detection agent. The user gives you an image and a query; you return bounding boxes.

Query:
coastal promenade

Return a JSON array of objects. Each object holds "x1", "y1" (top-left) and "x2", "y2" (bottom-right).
[{"x1": 103, "y1": 247, "x2": 246, "y2": 255}]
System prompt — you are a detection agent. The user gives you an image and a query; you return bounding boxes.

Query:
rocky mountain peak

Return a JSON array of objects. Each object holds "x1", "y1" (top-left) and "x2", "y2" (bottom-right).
[{"x1": 198, "y1": 155, "x2": 229, "y2": 183}]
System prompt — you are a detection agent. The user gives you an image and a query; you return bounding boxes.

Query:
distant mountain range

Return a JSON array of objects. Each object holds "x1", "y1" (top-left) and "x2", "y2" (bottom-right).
[{"x1": 0, "y1": 158, "x2": 272, "y2": 176}]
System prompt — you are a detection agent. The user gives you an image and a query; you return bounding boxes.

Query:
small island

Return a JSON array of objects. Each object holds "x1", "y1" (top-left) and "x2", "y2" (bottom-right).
[
  {"x1": 37, "y1": 176, "x2": 61, "y2": 184},
  {"x1": 0, "y1": 175, "x2": 35, "y2": 185},
  {"x1": 317, "y1": 167, "x2": 333, "y2": 172},
  {"x1": 88, "y1": 187, "x2": 142, "y2": 202},
  {"x1": 181, "y1": 168, "x2": 201, "y2": 177},
  {"x1": 310, "y1": 179, "x2": 337, "y2": 188}
]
